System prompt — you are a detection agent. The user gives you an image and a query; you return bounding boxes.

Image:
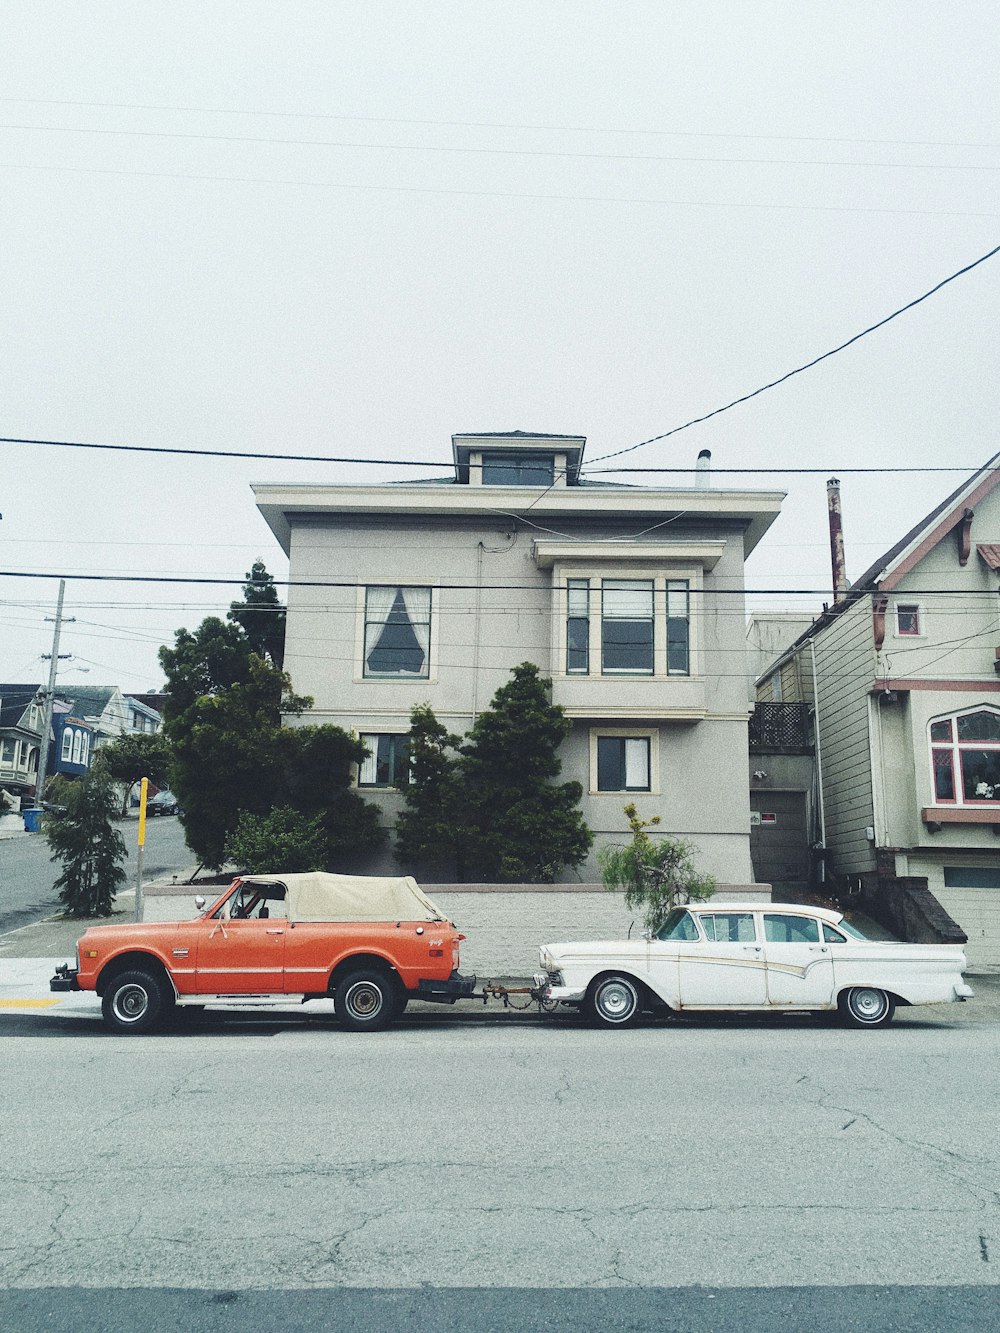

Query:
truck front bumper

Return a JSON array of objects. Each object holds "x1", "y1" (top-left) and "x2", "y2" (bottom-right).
[{"x1": 50, "y1": 964, "x2": 80, "y2": 992}]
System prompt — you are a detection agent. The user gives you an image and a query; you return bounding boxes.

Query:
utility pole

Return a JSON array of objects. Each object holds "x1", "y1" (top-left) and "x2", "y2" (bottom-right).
[{"x1": 33, "y1": 580, "x2": 73, "y2": 810}]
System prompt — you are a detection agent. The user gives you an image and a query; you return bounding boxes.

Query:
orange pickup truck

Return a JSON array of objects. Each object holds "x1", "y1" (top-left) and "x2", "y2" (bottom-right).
[{"x1": 50, "y1": 872, "x2": 474, "y2": 1033}]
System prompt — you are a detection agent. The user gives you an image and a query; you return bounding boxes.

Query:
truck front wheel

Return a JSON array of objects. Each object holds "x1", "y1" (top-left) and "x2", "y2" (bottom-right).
[
  {"x1": 101, "y1": 968, "x2": 169, "y2": 1034},
  {"x1": 334, "y1": 969, "x2": 397, "y2": 1032}
]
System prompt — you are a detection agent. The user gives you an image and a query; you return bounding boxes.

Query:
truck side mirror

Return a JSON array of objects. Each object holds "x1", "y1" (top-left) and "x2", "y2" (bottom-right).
[{"x1": 194, "y1": 895, "x2": 206, "y2": 911}]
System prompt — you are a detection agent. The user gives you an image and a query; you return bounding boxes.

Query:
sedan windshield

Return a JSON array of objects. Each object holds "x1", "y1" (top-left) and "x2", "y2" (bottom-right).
[{"x1": 657, "y1": 909, "x2": 699, "y2": 941}]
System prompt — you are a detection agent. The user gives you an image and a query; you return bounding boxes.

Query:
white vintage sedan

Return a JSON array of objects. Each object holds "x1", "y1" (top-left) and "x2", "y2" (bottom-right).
[{"x1": 539, "y1": 902, "x2": 973, "y2": 1029}]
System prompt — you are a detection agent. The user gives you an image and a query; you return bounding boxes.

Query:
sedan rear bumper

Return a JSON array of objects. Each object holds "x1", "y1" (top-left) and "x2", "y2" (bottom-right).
[
  {"x1": 954, "y1": 982, "x2": 974, "y2": 1001},
  {"x1": 543, "y1": 983, "x2": 585, "y2": 1005}
]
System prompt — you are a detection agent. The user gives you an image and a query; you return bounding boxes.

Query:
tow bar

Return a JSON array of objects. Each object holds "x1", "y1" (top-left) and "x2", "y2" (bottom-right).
[{"x1": 417, "y1": 973, "x2": 558, "y2": 1013}]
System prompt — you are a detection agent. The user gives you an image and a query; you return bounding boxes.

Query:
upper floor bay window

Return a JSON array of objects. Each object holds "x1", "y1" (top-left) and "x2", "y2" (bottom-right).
[
  {"x1": 567, "y1": 576, "x2": 691, "y2": 677},
  {"x1": 481, "y1": 452, "x2": 555, "y2": 486},
  {"x1": 930, "y1": 707, "x2": 1000, "y2": 805},
  {"x1": 364, "y1": 586, "x2": 431, "y2": 678}
]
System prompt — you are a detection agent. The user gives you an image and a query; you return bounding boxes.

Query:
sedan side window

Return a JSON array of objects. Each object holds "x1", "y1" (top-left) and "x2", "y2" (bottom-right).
[
  {"x1": 701, "y1": 913, "x2": 756, "y2": 943},
  {"x1": 763, "y1": 914, "x2": 820, "y2": 944},
  {"x1": 823, "y1": 924, "x2": 848, "y2": 943}
]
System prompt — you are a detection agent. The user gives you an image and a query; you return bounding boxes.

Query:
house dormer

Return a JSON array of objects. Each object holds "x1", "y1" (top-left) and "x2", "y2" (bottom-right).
[{"x1": 451, "y1": 431, "x2": 586, "y2": 488}]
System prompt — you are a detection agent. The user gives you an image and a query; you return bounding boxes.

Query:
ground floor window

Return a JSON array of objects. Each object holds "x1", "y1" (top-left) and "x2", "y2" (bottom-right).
[
  {"x1": 943, "y1": 866, "x2": 1000, "y2": 889},
  {"x1": 358, "y1": 733, "x2": 410, "y2": 788},
  {"x1": 596, "y1": 735, "x2": 652, "y2": 792}
]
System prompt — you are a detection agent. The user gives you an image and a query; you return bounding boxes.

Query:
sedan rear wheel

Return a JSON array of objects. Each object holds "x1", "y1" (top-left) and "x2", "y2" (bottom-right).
[
  {"x1": 839, "y1": 986, "x2": 896, "y2": 1029},
  {"x1": 587, "y1": 974, "x2": 641, "y2": 1028}
]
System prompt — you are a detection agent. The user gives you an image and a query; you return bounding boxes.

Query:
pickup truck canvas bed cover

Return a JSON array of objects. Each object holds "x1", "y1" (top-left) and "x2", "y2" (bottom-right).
[{"x1": 239, "y1": 872, "x2": 447, "y2": 923}]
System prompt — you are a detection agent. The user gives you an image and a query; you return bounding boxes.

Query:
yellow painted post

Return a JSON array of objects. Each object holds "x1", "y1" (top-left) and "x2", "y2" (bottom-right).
[{"x1": 135, "y1": 777, "x2": 148, "y2": 922}]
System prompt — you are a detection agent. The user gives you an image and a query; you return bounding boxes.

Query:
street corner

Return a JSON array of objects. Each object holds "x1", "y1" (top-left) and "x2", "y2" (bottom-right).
[{"x1": 0, "y1": 958, "x2": 98, "y2": 1017}]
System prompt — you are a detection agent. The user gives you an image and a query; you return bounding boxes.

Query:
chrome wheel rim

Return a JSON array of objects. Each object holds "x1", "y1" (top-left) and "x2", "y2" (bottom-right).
[
  {"x1": 345, "y1": 981, "x2": 383, "y2": 1020},
  {"x1": 113, "y1": 984, "x2": 149, "y2": 1023},
  {"x1": 850, "y1": 988, "x2": 888, "y2": 1021},
  {"x1": 597, "y1": 980, "x2": 636, "y2": 1022}
]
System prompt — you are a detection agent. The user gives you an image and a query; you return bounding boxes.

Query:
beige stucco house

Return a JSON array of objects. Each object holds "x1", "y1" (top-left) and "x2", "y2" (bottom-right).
[
  {"x1": 756, "y1": 453, "x2": 1000, "y2": 964},
  {"x1": 255, "y1": 431, "x2": 784, "y2": 883}
]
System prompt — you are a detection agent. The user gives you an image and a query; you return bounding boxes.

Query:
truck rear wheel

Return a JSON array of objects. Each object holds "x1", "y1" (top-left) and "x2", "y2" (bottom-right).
[
  {"x1": 334, "y1": 968, "x2": 397, "y2": 1032},
  {"x1": 101, "y1": 968, "x2": 169, "y2": 1034}
]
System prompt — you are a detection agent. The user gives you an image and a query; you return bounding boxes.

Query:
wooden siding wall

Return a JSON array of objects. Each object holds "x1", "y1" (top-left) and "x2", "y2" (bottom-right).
[{"x1": 807, "y1": 599, "x2": 876, "y2": 875}]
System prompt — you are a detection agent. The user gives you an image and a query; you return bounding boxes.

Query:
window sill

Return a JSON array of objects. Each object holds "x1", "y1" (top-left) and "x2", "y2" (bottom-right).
[{"x1": 922, "y1": 806, "x2": 1000, "y2": 826}]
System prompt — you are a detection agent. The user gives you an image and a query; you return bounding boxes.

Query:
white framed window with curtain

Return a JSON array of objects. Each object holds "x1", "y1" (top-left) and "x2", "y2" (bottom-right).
[
  {"x1": 362, "y1": 586, "x2": 432, "y2": 678},
  {"x1": 590, "y1": 728, "x2": 660, "y2": 794},
  {"x1": 61, "y1": 728, "x2": 73, "y2": 761},
  {"x1": 358, "y1": 733, "x2": 410, "y2": 787},
  {"x1": 71, "y1": 729, "x2": 83, "y2": 764}
]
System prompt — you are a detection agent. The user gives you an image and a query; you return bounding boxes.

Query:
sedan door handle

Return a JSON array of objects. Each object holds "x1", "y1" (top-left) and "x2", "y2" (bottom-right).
[{"x1": 742, "y1": 945, "x2": 762, "y2": 952}]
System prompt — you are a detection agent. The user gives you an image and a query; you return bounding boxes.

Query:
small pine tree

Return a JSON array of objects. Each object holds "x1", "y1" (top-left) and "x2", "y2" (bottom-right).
[
  {"x1": 45, "y1": 769, "x2": 127, "y2": 917},
  {"x1": 395, "y1": 704, "x2": 472, "y2": 876},
  {"x1": 598, "y1": 802, "x2": 715, "y2": 933},
  {"x1": 460, "y1": 663, "x2": 592, "y2": 882}
]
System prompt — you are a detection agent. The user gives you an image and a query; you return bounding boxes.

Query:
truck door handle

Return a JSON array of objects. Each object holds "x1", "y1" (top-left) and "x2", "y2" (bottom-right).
[{"x1": 265, "y1": 928, "x2": 284, "y2": 936}]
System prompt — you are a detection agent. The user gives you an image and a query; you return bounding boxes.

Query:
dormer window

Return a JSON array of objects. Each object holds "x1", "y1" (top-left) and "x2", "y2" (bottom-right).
[{"x1": 481, "y1": 452, "x2": 555, "y2": 487}]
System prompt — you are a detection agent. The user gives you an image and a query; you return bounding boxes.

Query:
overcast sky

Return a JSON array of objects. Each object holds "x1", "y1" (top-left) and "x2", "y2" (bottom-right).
[{"x1": 1, "y1": 2, "x2": 997, "y2": 692}]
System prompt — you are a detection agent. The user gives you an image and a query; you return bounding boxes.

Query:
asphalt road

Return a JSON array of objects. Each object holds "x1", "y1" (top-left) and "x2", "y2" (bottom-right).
[
  {"x1": 0, "y1": 816, "x2": 193, "y2": 932},
  {"x1": 1, "y1": 1001, "x2": 997, "y2": 1330}
]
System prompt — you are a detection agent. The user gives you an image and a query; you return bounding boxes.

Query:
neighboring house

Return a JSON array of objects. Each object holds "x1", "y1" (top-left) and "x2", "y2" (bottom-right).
[
  {"x1": 254, "y1": 430, "x2": 785, "y2": 883},
  {"x1": 54, "y1": 686, "x2": 161, "y2": 748},
  {"x1": 755, "y1": 453, "x2": 1000, "y2": 964},
  {"x1": 50, "y1": 703, "x2": 96, "y2": 779},
  {"x1": 0, "y1": 684, "x2": 43, "y2": 797}
]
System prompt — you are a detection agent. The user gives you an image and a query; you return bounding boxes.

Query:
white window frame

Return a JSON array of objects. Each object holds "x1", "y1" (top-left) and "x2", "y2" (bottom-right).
[
  {"x1": 928, "y1": 705, "x2": 1000, "y2": 807},
  {"x1": 61, "y1": 728, "x2": 73, "y2": 762},
  {"x1": 589, "y1": 727, "x2": 660, "y2": 795},
  {"x1": 354, "y1": 584, "x2": 438, "y2": 683},
  {"x1": 555, "y1": 563, "x2": 702, "y2": 680}
]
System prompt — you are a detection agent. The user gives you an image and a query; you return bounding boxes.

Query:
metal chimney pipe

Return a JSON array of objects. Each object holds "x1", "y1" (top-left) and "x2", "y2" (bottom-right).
[
  {"x1": 827, "y1": 477, "x2": 848, "y2": 602},
  {"x1": 695, "y1": 449, "x2": 711, "y2": 489}
]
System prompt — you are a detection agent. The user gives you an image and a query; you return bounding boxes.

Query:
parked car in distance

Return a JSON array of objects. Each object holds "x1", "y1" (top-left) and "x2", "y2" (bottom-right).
[
  {"x1": 540, "y1": 902, "x2": 973, "y2": 1030},
  {"x1": 50, "y1": 872, "x2": 474, "y2": 1033},
  {"x1": 146, "y1": 790, "x2": 179, "y2": 816}
]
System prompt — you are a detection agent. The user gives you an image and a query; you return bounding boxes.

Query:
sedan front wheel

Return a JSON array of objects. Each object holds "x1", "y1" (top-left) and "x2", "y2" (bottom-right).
[
  {"x1": 587, "y1": 974, "x2": 641, "y2": 1028},
  {"x1": 839, "y1": 986, "x2": 896, "y2": 1029}
]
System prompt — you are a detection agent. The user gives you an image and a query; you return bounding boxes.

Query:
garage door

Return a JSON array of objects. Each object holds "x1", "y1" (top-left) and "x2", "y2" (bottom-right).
[
  {"x1": 935, "y1": 885, "x2": 1000, "y2": 968},
  {"x1": 750, "y1": 791, "x2": 809, "y2": 887}
]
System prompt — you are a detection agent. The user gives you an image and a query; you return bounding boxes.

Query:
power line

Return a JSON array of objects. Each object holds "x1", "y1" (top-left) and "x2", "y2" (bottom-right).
[
  {"x1": 7, "y1": 120, "x2": 1000, "y2": 173},
  {"x1": 0, "y1": 436, "x2": 994, "y2": 475},
  {"x1": 3, "y1": 95, "x2": 998, "y2": 152},
  {"x1": 5, "y1": 161, "x2": 998, "y2": 222},
  {"x1": 0, "y1": 568, "x2": 993, "y2": 596},
  {"x1": 590, "y1": 239, "x2": 1000, "y2": 464}
]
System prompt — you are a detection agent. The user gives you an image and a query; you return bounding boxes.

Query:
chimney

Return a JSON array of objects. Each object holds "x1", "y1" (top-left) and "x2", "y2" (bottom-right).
[
  {"x1": 695, "y1": 449, "x2": 711, "y2": 489},
  {"x1": 827, "y1": 477, "x2": 849, "y2": 602}
]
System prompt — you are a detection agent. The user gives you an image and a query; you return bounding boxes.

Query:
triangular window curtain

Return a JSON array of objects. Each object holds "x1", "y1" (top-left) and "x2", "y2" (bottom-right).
[{"x1": 364, "y1": 587, "x2": 431, "y2": 677}]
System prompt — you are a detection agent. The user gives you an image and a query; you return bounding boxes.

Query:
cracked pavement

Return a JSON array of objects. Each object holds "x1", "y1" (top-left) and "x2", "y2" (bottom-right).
[{"x1": 1, "y1": 1012, "x2": 998, "y2": 1291}]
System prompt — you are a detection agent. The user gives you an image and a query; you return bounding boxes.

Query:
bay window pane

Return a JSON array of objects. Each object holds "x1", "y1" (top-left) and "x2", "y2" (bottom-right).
[
  {"x1": 567, "y1": 579, "x2": 589, "y2": 674},
  {"x1": 956, "y1": 711, "x2": 1000, "y2": 743},
  {"x1": 932, "y1": 750, "x2": 954, "y2": 801},
  {"x1": 929, "y1": 719, "x2": 952, "y2": 743},
  {"x1": 960, "y1": 748, "x2": 1000, "y2": 801},
  {"x1": 602, "y1": 580, "x2": 654, "y2": 673},
  {"x1": 667, "y1": 580, "x2": 690, "y2": 675}
]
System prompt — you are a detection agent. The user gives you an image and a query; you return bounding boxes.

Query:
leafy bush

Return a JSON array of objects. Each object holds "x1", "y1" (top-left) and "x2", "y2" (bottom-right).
[
  {"x1": 598, "y1": 802, "x2": 715, "y2": 933},
  {"x1": 225, "y1": 806, "x2": 327, "y2": 874}
]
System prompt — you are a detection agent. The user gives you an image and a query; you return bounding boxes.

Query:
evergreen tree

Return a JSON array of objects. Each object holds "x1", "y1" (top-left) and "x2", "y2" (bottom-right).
[
  {"x1": 460, "y1": 663, "x2": 592, "y2": 881},
  {"x1": 227, "y1": 559, "x2": 286, "y2": 667},
  {"x1": 396, "y1": 666, "x2": 592, "y2": 882},
  {"x1": 159, "y1": 621, "x2": 383, "y2": 871},
  {"x1": 395, "y1": 704, "x2": 472, "y2": 876},
  {"x1": 45, "y1": 768, "x2": 127, "y2": 917}
]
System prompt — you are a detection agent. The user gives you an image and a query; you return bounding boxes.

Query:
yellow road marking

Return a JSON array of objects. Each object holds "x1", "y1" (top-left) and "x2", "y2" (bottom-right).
[{"x1": 0, "y1": 998, "x2": 62, "y2": 1008}]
